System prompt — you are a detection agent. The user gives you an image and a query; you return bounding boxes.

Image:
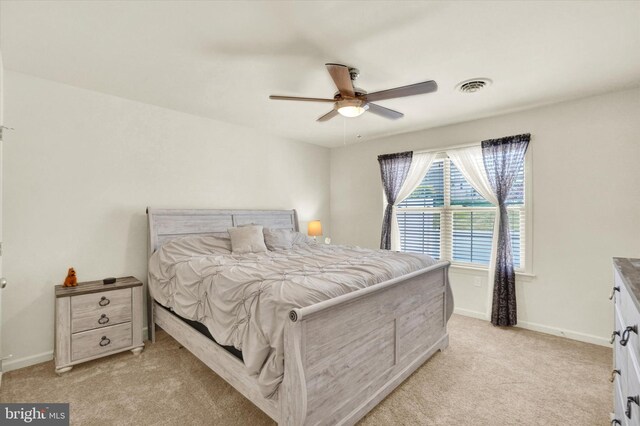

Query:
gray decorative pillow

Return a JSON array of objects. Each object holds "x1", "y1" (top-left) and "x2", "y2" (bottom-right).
[
  {"x1": 263, "y1": 228, "x2": 294, "y2": 251},
  {"x1": 228, "y1": 225, "x2": 268, "y2": 254}
]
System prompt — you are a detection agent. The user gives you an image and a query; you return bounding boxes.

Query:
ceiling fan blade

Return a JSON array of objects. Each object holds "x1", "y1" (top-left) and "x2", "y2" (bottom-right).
[
  {"x1": 269, "y1": 95, "x2": 336, "y2": 102},
  {"x1": 317, "y1": 109, "x2": 339, "y2": 122},
  {"x1": 326, "y1": 63, "x2": 355, "y2": 98},
  {"x1": 363, "y1": 80, "x2": 437, "y2": 102},
  {"x1": 367, "y1": 103, "x2": 404, "y2": 120}
]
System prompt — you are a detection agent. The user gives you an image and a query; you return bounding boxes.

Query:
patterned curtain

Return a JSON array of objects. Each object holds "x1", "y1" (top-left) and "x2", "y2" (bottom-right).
[
  {"x1": 378, "y1": 151, "x2": 413, "y2": 250},
  {"x1": 482, "y1": 133, "x2": 530, "y2": 326}
]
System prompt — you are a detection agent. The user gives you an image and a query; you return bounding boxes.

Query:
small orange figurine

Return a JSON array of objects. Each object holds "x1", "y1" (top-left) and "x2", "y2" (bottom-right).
[{"x1": 63, "y1": 267, "x2": 77, "y2": 287}]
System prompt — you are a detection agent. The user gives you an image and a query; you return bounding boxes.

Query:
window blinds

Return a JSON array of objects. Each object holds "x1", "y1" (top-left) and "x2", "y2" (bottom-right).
[{"x1": 397, "y1": 156, "x2": 525, "y2": 270}]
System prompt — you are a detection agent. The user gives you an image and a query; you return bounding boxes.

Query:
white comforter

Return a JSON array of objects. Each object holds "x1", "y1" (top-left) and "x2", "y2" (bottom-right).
[{"x1": 148, "y1": 235, "x2": 450, "y2": 398}]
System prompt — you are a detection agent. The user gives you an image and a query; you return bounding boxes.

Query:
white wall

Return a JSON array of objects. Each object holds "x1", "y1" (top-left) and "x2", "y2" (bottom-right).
[
  {"x1": 3, "y1": 71, "x2": 638, "y2": 372},
  {"x1": 2, "y1": 71, "x2": 331, "y2": 370},
  {"x1": 331, "y1": 87, "x2": 640, "y2": 345}
]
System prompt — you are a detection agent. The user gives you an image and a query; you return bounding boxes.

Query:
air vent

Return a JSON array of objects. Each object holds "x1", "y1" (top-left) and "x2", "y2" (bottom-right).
[{"x1": 456, "y1": 78, "x2": 492, "y2": 94}]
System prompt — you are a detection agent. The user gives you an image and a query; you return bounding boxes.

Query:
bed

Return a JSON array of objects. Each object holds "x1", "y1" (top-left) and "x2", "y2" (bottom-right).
[{"x1": 146, "y1": 208, "x2": 452, "y2": 425}]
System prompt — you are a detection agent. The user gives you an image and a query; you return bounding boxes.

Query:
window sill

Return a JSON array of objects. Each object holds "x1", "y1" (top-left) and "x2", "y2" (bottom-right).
[{"x1": 450, "y1": 264, "x2": 536, "y2": 279}]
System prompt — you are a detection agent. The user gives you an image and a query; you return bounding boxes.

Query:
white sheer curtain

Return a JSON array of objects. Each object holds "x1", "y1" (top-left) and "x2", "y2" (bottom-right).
[
  {"x1": 390, "y1": 152, "x2": 436, "y2": 251},
  {"x1": 446, "y1": 146, "x2": 499, "y2": 320}
]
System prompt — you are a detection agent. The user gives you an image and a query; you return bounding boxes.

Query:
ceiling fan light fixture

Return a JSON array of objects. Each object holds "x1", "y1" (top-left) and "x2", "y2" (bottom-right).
[
  {"x1": 336, "y1": 99, "x2": 368, "y2": 118},
  {"x1": 338, "y1": 106, "x2": 367, "y2": 118}
]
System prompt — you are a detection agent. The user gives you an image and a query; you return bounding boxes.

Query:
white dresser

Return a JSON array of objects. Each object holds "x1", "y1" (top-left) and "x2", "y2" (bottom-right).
[{"x1": 612, "y1": 258, "x2": 640, "y2": 425}]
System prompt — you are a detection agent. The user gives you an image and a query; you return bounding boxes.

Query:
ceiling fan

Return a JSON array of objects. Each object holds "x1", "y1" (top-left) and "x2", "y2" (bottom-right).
[{"x1": 269, "y1": 63, "x2": 437, "y2": 122}]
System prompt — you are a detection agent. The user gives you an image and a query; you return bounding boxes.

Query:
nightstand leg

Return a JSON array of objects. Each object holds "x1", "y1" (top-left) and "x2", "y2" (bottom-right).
[
  {"x1": 55, "y1": 366, "x2": 73, "y2": 375},
  {"x1": 131, "y1": 346, "x2": 144, "y2": 356}
]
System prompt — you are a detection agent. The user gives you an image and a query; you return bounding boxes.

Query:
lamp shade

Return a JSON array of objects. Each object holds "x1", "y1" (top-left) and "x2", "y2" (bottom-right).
[{"x1": 307, "y1": 220, "x2": 322, "y2": 237}]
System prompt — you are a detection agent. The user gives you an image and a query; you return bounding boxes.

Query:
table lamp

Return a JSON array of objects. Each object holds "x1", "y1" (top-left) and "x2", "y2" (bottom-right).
[{"x1": 308, "y1": 220, "x2": 322, "y2": 241}]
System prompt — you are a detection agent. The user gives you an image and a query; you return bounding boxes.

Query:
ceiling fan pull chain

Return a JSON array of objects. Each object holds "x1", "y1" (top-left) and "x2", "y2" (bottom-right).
[{"x1": 344, "y1": 116, "x2": 348, "y2": 145}]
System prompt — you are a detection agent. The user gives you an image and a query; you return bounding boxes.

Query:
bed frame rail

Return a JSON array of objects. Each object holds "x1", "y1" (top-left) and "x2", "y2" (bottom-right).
[
  {"x1": 154, "y1": 302, "x2": 280, "y2": 421},
  {"x1": 282, "y1": 261, "x2": 450, "y2": 425}
]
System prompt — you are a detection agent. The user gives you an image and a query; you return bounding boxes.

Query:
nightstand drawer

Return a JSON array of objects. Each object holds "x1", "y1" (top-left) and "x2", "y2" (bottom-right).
[
  {"x1": 71, "y1": 322, "x2": 132, "y2": 361},
  {"x1": 71, "y1": 288, "x2": 132, "y2": 319},
  {"x1": 72, "y1": 302, "x2": 132, "y2": 333}
]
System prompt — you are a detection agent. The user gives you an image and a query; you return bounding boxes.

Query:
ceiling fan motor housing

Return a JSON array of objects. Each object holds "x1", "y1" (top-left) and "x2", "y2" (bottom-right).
[
  {"x1": 336, "y1": 99, "x2": 367, "y2": 110},
  {"x1": 334, "y1": 88, "x2": 367, "y2": 99}
]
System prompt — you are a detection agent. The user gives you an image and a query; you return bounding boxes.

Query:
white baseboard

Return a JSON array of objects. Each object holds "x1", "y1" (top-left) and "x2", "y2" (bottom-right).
[
  {"x1": 453, "y1": 307, "x2": 486, "y2": 320},
  {"x1": 3, "y1": 350, "x2": 53, "y2": 372},
  {"x1": 515, "y1": 320, "x2": 610, "y2": 347},
  {"x1": 453, "y1": 308, "x2": 610, "y2": 347}
]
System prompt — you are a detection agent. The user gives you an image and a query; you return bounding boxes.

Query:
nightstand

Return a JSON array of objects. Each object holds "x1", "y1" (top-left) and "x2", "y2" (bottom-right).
[{"x1": 54, "y1": 276, "x2": 144, "y2": 374}]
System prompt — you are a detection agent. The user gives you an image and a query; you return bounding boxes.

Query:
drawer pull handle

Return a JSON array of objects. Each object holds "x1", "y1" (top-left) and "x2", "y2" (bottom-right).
[
  {"x1": 610, "y1": 286, "x2": 620, "y2": 300},
  {"x1": 99, "y1": 336, "x2": 111, "y2": 347},
  {"x1": 610, "y1": 369, "x2": 621, "y2": 383},
  {"x1": 99, "y1": 296, "x2": 110, "y2": 307},
  {"x1": 627, "y1": 395, "x2": 639, "y2": 419},
  {"x1": 620, "y1": 325, "x2": 638, "y2": 346},
  {"x1": 612, "y1": 420, "x2": 622, "y2": 425},
  {"x1": 98, "y1": 314, "x2": 110, "y2": 325},
  {"x1": 611, "y1": 330, "x2": 621, "y2": 344}
]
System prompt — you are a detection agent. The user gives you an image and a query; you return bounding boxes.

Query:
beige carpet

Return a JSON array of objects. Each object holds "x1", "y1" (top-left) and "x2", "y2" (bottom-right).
[{"x1": 0, "y1": 315, "x2": 611, "y2": 425}]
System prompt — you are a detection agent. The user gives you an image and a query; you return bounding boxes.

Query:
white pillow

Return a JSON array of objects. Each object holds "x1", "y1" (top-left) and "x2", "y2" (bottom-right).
[
  {"x1": 263, "y1": 228, "x2": 294, "y2": 250},
  {"x1": 228, "y1": 225, "x2": 268, "y2": 254}
]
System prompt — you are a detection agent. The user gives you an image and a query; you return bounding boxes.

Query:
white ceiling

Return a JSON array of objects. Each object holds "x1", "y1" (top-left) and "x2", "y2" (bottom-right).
[{"x1": 2, "y1": 1, "x2": 639, "y2": 147}]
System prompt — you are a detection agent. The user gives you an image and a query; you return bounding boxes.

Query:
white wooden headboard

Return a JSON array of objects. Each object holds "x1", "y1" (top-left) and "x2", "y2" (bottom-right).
[{"x1": 146, "y1": 208, "x2": 299, "y2": 254}]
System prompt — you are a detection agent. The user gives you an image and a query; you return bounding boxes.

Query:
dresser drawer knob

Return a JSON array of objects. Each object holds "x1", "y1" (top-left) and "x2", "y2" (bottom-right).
[
  {"x1": 98, "y1": 314, "x2": 110, "y2": 325},
  {"x1": 610, "y1": 369, "x2": 621, "y2": 383},
  {"x1": 620, "y1": 325, "x2": 638, "y2": 347},
  {"x1": 611, "y1": 330, "x2": 621, "y2": 344},
  {"x1": 609, "y1": 286, "x2": 620, "y2": 300},
  {"x1": 99, "y1": 336, "x2": 111, "y2": 347},
  {"x1": 98, "y1": 296, "x2": 110, "y2": 307}
]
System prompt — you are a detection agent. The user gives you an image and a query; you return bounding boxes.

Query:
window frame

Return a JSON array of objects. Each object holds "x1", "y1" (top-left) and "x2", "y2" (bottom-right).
[{"x1": 396, "y1": 150, "x2": 533, "y2": 275}]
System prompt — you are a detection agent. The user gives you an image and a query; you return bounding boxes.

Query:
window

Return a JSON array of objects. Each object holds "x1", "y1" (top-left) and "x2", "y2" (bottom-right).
[{"x1": 397, "y1": 155, "x2": 527, "y2": 270}]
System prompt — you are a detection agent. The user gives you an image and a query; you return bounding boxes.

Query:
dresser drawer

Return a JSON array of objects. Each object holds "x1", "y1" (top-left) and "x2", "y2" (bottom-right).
[
  {"x1": 615, "y1": 379, "x2": 626, "y2": 426},
  {"x1": 618, "y1": 302, "x2": 640, "y2": 362},
  {"x1": 617, "y1": 307, "x2": 629, "y2": 399},
  {"x1": 71, "y1": 288, "x2": 131, "y2": 321},
  {"x1": 615, "y1": 268, "x2": 626, "y2": 308},
  {"x1": 617, "y1": 269, "x2": 640, "y2": 326},
  {"x1": 71, "y1": 322, "x2": 132, "y2": 361},
  {"x1": 625, "y1": 353, "x2": 640, "y2": 426},
  {"x1": 72, "y1": 307, "x2": 132, "y2": 333}
]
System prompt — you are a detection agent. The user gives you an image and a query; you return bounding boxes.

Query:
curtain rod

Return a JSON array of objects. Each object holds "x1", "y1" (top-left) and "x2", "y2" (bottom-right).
[
  {"x1": 413, "y1": 133, "x2": 532, "y2": 154},
  {"x1": 399, "y1": 133, "x2": 532, "y2": 155},
  {"x1": 413, "y1": 140, "x2": 481, "y2": 154}
]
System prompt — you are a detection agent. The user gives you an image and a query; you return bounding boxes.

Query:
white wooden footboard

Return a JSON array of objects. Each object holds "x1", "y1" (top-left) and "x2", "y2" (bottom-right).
[{"x1": 281, "y1": 261, "x2": 450, "y2": 426}]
